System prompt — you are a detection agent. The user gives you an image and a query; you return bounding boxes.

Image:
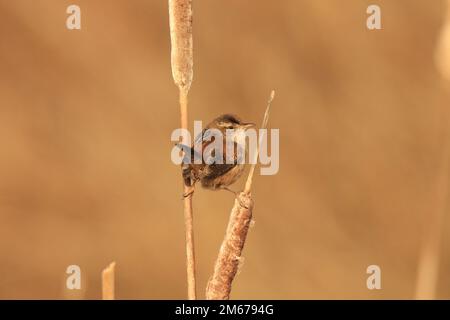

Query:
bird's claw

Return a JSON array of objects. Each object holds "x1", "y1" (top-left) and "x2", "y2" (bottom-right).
[
  {"x1": 221, "y1": 187, "x2": 250, "y2": 208},
  {"x1": 182, "y1": 187, "x2": 195, "y2": 200}
]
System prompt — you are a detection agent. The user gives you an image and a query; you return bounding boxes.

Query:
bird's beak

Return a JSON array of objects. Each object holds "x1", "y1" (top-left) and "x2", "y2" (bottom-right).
[{"x1": 242, "y1": 122, "x2": 256, "y2": 129}]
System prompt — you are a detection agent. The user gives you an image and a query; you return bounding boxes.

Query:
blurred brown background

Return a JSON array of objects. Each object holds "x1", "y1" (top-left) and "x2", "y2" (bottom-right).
[{"x1": 0, "y1": 0, "x2": 450, "y2": 299}]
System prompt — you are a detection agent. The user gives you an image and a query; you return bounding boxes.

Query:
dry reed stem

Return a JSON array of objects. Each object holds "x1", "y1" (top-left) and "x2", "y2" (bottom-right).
[
  {"x1": 180, "y1": 90, "x2": 197, "y2": 300},
  {"x1": 102, "y1": 262, "x2": 115, "y2": 300},
  {"x1": 244, "y1": 91, "x2": 275, "y2": 193},
  {"x1": 205, "y1": 91, "x2": 275, "y2": 300},
  {"x1": 168, "y1": 0, "x2": 196, "y2": 299}
]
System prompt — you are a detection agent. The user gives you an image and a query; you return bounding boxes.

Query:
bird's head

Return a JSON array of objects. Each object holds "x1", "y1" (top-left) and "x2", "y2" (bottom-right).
[{"x1": 212, "y1": 114, "x2": 255, "y2": 131}]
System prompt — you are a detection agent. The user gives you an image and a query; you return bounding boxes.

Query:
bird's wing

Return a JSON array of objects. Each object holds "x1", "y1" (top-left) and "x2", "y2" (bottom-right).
[
  {"x1": 176, "y1": 143, "x2": 202, "y2": 164},
  {"x1": 194, "y1": 128, "x2": 209, "y2": 145},
  {"x1": 204, "y1": 163, "x2": 236, "y2": 180}
]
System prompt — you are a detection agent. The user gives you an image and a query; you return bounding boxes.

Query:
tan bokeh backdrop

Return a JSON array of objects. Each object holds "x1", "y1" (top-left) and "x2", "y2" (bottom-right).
[{"x1": 0, "y1": 0, "x2": 450, "y2": 299}]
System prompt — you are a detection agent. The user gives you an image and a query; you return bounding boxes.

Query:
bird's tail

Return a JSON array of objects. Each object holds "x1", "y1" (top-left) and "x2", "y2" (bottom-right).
[{"x1": 175, "y1": 143, "x2": 198, "y2": 187}]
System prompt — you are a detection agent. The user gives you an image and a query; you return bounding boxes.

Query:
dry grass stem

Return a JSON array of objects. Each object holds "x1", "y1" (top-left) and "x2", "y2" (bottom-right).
[
  {"x1": 168, "y1": 0, "x2": 197, "y2": 300},
  {"x1": 205, "y1": 91, "x2": 275, "y2": 300},
  {"x1": 180, "y1": 90, "x2": 197, "y2": 300},
  {"x1": 244, "y1": 90, "x2": 275, "y2": 193},
  {"x1": 102, "y1": 262, "x2": 115, "y2": 300}
]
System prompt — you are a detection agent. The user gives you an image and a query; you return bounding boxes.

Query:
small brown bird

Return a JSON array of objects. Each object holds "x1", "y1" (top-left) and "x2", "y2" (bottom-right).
[{"x1": 179, "y1": 114, "x2": 255, "y2": 196}]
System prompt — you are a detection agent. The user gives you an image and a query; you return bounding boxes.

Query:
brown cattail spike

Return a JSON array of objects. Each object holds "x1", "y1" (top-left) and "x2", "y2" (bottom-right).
[{"x1": 169, "y1": 0, "x2": 193, "y2": 93}]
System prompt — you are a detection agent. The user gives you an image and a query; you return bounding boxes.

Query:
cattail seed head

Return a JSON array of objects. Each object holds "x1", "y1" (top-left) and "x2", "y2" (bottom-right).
[{"x1": 169, "y1": 0, "x2": 193, "y2": 93}]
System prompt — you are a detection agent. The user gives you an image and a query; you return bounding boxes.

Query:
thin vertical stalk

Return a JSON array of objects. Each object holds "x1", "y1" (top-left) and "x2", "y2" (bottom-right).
[
  {"x1": 180, "y1": 88, "x2": 197, "y2": 300},
  {"x1": 168, "y1": 0, "x2": 196, "y2": 299}
]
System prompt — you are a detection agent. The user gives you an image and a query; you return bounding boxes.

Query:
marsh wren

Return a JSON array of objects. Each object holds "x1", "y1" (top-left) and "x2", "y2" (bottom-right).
[{"x1": 179, "y1": 114, "x2": 255, "y2": 196}]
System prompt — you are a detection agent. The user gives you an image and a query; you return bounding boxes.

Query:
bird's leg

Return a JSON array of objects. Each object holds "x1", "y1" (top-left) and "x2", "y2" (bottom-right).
[
  {"x1": 182, "y1": 186, "x2": 195, "y2": 199},
  {"x1": 221, "y1": 187, "x2": 249, "y2": 209},
  {"x1": 181, "y1": 163, "x2": 196, "y2": 199},
  {"x1": 221, "y1": 186, "x2": 238, "y2": 196}
]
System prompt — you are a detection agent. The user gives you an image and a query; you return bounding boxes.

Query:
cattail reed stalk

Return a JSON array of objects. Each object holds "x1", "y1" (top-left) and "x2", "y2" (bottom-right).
[
  {"x1": 168, "y1": 0, "x2": 197, "y2": 300},
  {"x1": 102, "y1": 262, "x2": 115, "y2": 300},
  {"x1": 205, "y1": 91, "x2": 275, "y2": 300}
]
